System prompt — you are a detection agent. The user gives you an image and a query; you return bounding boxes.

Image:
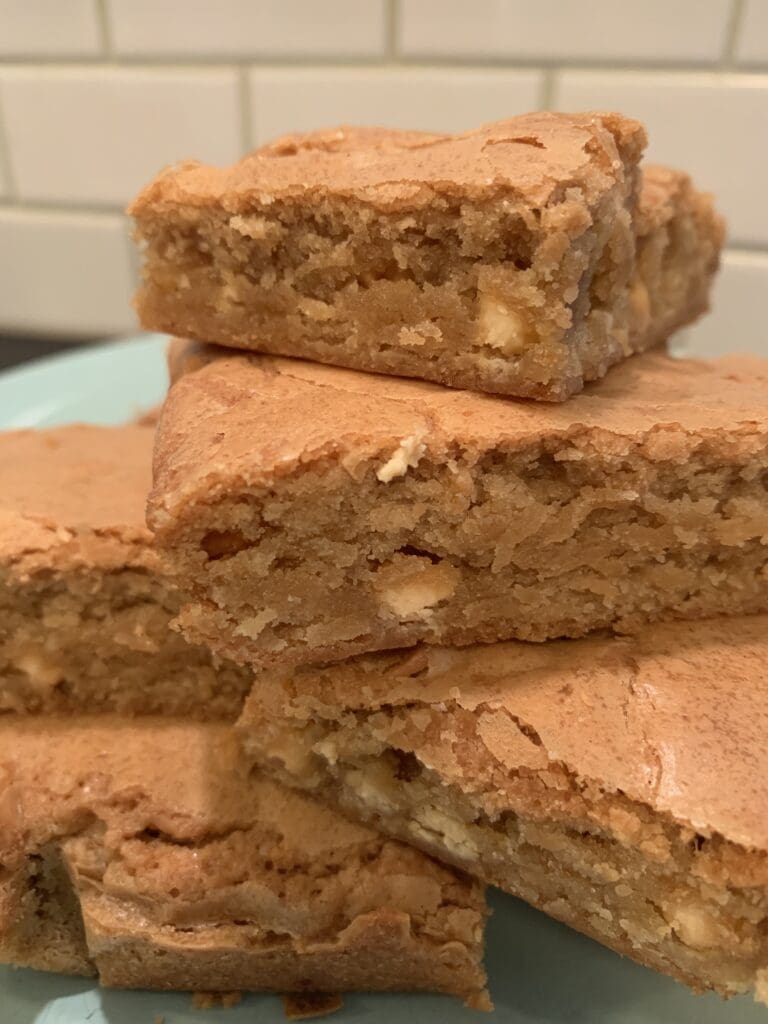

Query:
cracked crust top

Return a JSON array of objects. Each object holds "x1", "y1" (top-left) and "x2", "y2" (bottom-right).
[
  {"x1": 254, "y1": 615, "x2": 768, "y2": 854},
  {"x1": 150, "y1": 342, "x2": 768, "y2": 534},
  {"x1": 129, "y1": 111, "x2": 646, "y2": 215},
  {"x1": 0, "y1": 717, "x2": 487, "y2": 966},
  {"x1": 0, "y1": 425, "x2": 155, "y2": 574}
]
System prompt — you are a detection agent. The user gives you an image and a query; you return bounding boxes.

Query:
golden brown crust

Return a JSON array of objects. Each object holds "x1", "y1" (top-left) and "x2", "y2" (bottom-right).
[
  {"x1": 153, "y1": 345, "x2": 768, "y2": 530},
  {"x1": 130, "y1": 112, "x2": 645, "y2": 214},
  {"x1": 130, "y1": 113, "x2": 673, "y2": 401},
  {"x1": 0, "y1": 716, "x2": 488, "y2": 1003},
  {"x1": 0, "y1": 425, "x2": 252, "y2": 719},
  {"x1": 249, "y1": 614, "x2": 768, "y2": 852},
  {"x1": 241, "y1": 615, "x2": 768, "y2": 1001},
  {"x1": 0, "y1": 424, "x2": 155, "y2": 576},
  {"x1": 148, "y1": 344, "x2": 768, "y2": 670}
]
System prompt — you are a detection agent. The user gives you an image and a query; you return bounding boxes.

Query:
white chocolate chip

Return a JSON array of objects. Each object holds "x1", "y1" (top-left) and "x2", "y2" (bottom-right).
[
  {"x1": 376, "y1": 434, "x2": 426, "y2": 483},
  {"x1": 629, "y1": 278, "x2": 651, "y2": 332},
  {"x1": 268, "y1": 733, "x2": 317, "y2": 780},
  {"x1": 668, "y1": 902, "x2": 723, "y2": 950},
  {"x1": 344, "y1": 763, "x2": 400, "y2": 813},
  {"x1": 297, "y1": 296, "x2": 335, "y2": 321},
  {"x1": 376, "y1": 561, "x2": 459, "y2": 619},
  {"x1": 233, "y1": 608, "x2": 277, "y2": 639},
  {"x1": 220, "y1": 279, "x2": 245, "y2": 306},
  {"x1": 398, "y1": 321, "x2": 442, "y2": 347},
  {"x1": 228, "y1": 214, "x2": 270, "y2": 239},
  {"x1": 314, "y1": 737, "x2": 340, "y2": 766},
  {"x1": 412, "y1": 805, "x2": 479, "y2": 860},
  {"x1": 14, "y1": 651, "x2": 63, "y2": 690},
  {"x1": 478, "y1": 294, "x2": 534, "y2": 354},
  {"x1": 380, "y1": 577, "x2": 452, "y2": 618}
]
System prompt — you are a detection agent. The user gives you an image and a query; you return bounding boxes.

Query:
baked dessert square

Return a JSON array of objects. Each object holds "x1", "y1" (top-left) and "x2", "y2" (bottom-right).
[
  {"x1": 149, "y1": 343, "x2": 768, "y2": 671},
  {"x1": 240, "y1": 615, "x2": 768, "y2": 1002},
  {"x1": 0, "y1": 715, "x2": 488, "y2": 1004},
  {"x1": 0, "y1": 424, "x2": 251, "y2": 718},
  {"x1": 130, "y1": 113, "x2": 721, "y2": 400}
]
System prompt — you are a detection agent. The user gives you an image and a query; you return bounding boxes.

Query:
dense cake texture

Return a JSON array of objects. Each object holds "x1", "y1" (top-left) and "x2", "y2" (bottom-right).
[
  {"x1": 0, "y1": 425, "x2": 251, "y2": 718},
  {"x1": 131, "y1": 112, "x2": 723, "y2": 401},
  {"x1": 0, "y1": 716, "x2": 488, "y2": 1002},
  {"x1": 240, "y1": 615, "x2": 768, "y2": 1003},
  {"x1": 631, "y1": 165, "x2": 721, "y2": 351},
  {"x1": 150, "y1": 344, "x2": 768, "y2": 671}
]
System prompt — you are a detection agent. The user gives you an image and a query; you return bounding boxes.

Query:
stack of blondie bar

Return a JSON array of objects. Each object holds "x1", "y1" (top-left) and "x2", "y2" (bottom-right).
[{"x1": 3, "y1": 112, "x2": 768, "y2": 1011}]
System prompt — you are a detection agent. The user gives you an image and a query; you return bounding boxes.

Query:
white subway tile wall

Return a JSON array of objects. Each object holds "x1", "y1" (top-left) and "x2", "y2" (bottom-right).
[
  {"x1": 0, "y1": 209, "x2": 134, "y2": 334},
  {"x1": 0, "y1": 0, "x2": 101, "y2": 58},
  {"x1": 398, "y1": 0, "x2": 733, "y2": 64},
  {"x1": 107, "y1": 0, "x2": 387, "y2": 59},
  {"x1": 249, "y1": 68, "x2": 543, "y2": 142},
  {"x1": 555, "y1": 71, "x2": 768, "y2": 246},
  {"x1": 0, "y1": 0, "x2": 764, "y2": 358},
  {"x1": 0, "y1": 131, "x2": 8, "y2": 197},
  {"x1": 0, "y1": 66, "x2": 242, "y2": 205},
  {"x1": 676, "y1": 251, "x2": 768, "y2": 357},
  {"x1": 735, "y1": 0, "x2": 768, "y2": 65}
]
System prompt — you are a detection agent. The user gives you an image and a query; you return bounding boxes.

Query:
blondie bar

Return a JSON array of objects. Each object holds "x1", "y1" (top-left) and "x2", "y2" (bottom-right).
[
  {"x1": 0, "y1": 425, "x2": 251, "y2": 717},
  {"x1": 0, "y1": 716, "x2": 487, "y2": 1003},
  {"x1": 240, "y1": 615, "x2": 768, "y2": 1001},
  {"x1": 131, "y1": 113, "x2": 720, "y2": 400},
  {"x1": 149, "y1": 343, "x2": 768, "y2": 670}
]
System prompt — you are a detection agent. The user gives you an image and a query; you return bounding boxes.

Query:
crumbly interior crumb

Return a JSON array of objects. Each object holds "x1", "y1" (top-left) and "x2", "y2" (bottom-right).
[
  {"x1": 0, "y1": 846, "x2": 92, "y2": 976},
  {"x1": 137, "y1": 183, "x2": 634, "y2": 400},
  {"x1": 133, "y1": 112, "x2": 652, "y2": 401},
  {"x1": 0, "y1": 566, "x2": 251, "y2": 719},
  {"x1": 244, "y1": 714, "x2": 768, "y2": 1001},
  {"x1": 135, "y1": 155, "x2": 720, "y2": 401},
  {"x1": 1, "y1": 718, "x2": 488, "y2": 1003},
  {"x1": 170, "y1": 440, "x2": 768, "y2": 670}
]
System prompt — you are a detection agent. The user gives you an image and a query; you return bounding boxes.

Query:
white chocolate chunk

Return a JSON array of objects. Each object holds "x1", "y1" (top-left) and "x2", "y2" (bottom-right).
[
  {"x1": 668, "y1": 902, "x2": 723, "y2": 950},
  {"x1": 297, "y1": 296, "x2": 335, "y2": 322},
  {"x1": 479, "y1": 294, "x2": 534, "y2": 354},
  {"x1": 228, "y1": 214, "x2": 270, "y2": 239},
  {"x1": 376, "y1": 561, "x2": 459, "y2": 619},
  {"x1": 398, "y1": 321, "x2": 442, "y2": 347},
  {"x1": 269, "y1": 733, "x2": 318, "y2": 779},
  {"x1": 344, "y1": 763, "x2": 401, "y2": 813},
  {"x1": 314, "y1": 737, "x2": 340, "y2": 766},
  {"x1": 234, "y1": 608, "x2": 277, "y2": 639},
  {"x1": 629, "y1": 277, "x2": 651, "y2": 333},
  {"x1": 14, "y1": 651, "x2": 63, "y2": 690},
  {"x1": 412, "y1": 805, "x2": 479, "y2": 860},
  {"x1": 376, "y1": 434, "x2": 426, "y2": 483}
]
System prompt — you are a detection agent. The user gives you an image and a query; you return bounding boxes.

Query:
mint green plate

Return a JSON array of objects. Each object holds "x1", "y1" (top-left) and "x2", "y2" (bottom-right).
[{"x1": 0, "y1": 337, "x2": 762, "y2": 1023}]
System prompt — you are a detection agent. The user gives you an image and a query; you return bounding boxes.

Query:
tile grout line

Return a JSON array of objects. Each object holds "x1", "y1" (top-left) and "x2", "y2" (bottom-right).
[
  {"x1": 386, "y1": 0, "x2": 399, "y2": 62},
  {"x1": 238, "y1": 64, "x2": 253, "y2": 152},
  {"x1": 722, "y1": 244, "x2": 768, "y2": 260},
  {"x1": 0, "y1": 198, "x2": 125, "y2": 218},
  {"x1": 722, "y1": 0, "x2": 746, "y2": 68},
  {"x1": 122, "y1": 210, "x2": 141, "y2": 292},
  {"x1": 540, "y1": 68, "x2": 556, "y2": 110},
  {"x1": 0, "y1": 89, "x2": 18, "y2": 203},
  {"x1": 94, "y1": 0, "x2": 113, "y2": 59},
  {"x1": 1, "y1": 54, "x2": 767, "y2": 74}
]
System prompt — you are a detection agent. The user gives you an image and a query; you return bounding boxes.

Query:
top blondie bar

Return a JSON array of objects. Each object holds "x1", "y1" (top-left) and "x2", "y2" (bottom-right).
[{"x1": 130, "y1": 112, "x2": 722, "y2": 401}]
